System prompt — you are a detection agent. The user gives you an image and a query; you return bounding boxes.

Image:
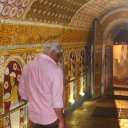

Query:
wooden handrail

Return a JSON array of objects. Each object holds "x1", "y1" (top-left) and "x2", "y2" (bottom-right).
[
  {"x1": 0, "y1": 101, "x2": 27, "y2": 119},
  {"x1": 0, "y1": 73, "x2": 87, "y2": 119}
]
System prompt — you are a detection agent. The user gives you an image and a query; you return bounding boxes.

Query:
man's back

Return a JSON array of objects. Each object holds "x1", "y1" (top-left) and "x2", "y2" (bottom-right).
[
  {"x1": 24, "y1": 54, "x2": 64, "y2": 124},
  {"x1": 19, "y1": 40, "x2": 65, "y2": 128}
]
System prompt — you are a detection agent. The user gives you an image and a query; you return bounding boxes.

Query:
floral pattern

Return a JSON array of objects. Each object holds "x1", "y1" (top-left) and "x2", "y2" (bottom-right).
[
  {"x1": 0, "y1": 56, "x2": 5, "y2": 63},
  {"x1": 9, "y1": 6, "x2": 18, "y2": 17},
  {"x1": 2, "y1": 6, "x2": 11, "y2": 16},
  {"x1": 4, "y1": 81, "x2": 9, "y2": 89},
  {"x1": 0, "y1": 0, "x2": 30, "y2": 18},
  {"x1": 13, "y1": 63, "x2": 17, "y2": 70},
  {"x1": 16, "y1": 8, "x2": 24, "y2": 18}
]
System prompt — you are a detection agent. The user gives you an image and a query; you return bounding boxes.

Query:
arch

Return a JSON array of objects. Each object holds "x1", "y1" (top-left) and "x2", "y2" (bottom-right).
[
  {"x1": 4, "y1": 55, "x2": 25, "y2": 70},
  {"x1": 2, "y1": 55, "x2": 25, "y2": 82},
  {"x1": 3, "y1": 55, "x2": 26, "y2": 128},
  {"x1": 103, "y1": 18, "x2": 128, "y2": 44},
  {"x1": 101, "y1": 11, "x2": 128, "y2": 31},
  {"x1": 100, "y1": 7, "x2": 128, "y2": 24},
  {"x1": 101, "y1": 18, "x2": 128, "y2": 92}
]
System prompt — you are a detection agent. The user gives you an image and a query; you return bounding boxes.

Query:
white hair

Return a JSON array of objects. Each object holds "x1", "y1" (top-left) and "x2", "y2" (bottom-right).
[{"x1": 43, "y1": 40, "x2": 63, "y2": 53}]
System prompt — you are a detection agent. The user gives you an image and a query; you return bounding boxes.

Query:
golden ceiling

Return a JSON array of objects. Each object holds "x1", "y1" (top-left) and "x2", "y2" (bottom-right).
[{"x1": 0, "y1": 0, "x2": 128, "y2": 29}]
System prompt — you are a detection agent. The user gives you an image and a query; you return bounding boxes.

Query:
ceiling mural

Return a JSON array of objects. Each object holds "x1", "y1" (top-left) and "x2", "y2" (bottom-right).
[
  {"x1": 25, "y1": 0, "x2": 89, "y2": 26},
  {"x1": 69, "y1": 0, "x2": 128, "y2": 29},
  {"x1": 0, "y1": 0, "x2": 128, "y2": 30}
]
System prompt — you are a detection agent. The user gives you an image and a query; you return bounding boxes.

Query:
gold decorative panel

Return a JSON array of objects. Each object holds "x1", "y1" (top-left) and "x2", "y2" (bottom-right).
[{"x1": 0, "y1": 23, "x2": 87, "y2": 46}]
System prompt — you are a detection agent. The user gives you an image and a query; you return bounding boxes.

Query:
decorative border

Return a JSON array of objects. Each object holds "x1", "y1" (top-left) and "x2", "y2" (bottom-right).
[
  {"x1": 0, "y1": 55, "x2": 25, "y2": 82},
  {"x1": 0, "y1": 17, "x2": 86, "y2": 31},
  {"x1": 0, "y1": 42, "x2": 86, "y2": 50},
  {"x1": 0, "y1": 44, "x2": 43, "y2": 50},
  {"x1": 103, "y1": 18, "x2": 128, "y2": 43},
  {"x1": 100, "y1": 7, "x2": 128, "y2": 24}
]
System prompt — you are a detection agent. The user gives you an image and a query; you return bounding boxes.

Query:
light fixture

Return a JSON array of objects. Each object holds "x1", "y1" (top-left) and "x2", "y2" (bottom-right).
[{"x1": 69, "y1": 99, "x2": 75, "y2": 104}]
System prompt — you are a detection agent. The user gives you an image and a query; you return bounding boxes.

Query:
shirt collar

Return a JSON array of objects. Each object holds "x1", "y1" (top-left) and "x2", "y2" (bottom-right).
[{"x1": 39, "y1": 54, "x2": 57, "y2": 64}]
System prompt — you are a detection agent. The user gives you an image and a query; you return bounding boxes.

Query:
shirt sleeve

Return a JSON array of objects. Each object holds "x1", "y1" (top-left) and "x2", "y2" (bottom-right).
[
  {"x1": 18, "y1": 65, "x2": 27, "y2": 100},
  {"x1": 51, "y1": 67, "x2": 64, "y2": 108}
]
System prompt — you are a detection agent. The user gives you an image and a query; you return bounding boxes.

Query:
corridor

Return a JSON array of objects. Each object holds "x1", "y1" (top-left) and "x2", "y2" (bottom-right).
[
  {"x1": 1, "y1": 1, "x2": 128, "y2": 128},
  {"x1": 65, "y1": 83, "x2": 128, "y2": 128}
]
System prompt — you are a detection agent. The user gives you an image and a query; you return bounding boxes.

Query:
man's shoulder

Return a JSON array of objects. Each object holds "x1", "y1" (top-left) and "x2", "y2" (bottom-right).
[{"x1": 52, "y1": 64, "x2": 63, "y2": 74}]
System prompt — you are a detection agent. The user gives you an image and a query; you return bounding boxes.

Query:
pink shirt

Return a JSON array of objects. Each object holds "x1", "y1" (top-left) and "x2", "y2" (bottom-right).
[{"x1": 19, "y1": 54, "x2": 64, "y2": 125}]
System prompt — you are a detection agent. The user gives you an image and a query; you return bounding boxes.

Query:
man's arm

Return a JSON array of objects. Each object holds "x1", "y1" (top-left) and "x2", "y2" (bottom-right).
[
  {"x1": 54, "y1": 108, "x2": 65, "y2": 128},
  {"x1": 51, "y1": 68, "x2": 65, "y2": 128}
]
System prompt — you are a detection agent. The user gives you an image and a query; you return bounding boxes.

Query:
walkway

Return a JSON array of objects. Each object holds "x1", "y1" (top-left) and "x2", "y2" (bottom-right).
[{"x1": 65, "y1": 84, "x2": 128, "y2": 128}]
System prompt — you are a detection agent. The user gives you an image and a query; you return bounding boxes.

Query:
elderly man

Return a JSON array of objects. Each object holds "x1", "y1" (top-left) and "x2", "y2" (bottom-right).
[{"x1": 19, "y1": 40, "x2": 65, "y2": 128}]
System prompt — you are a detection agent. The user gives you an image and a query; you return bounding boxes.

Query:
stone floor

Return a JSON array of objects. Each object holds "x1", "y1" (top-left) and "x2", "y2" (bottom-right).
[{"x1": 65, "y1": 84, "x2": 128, "y2": 128}]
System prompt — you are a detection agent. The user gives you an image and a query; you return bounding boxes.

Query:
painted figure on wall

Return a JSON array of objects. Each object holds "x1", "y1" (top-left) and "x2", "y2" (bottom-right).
[
  {"x1": 3, "y1": 60, "x2": 23, "y2": 128},
  {"x1": 79, "y1": 50, "x2": 86, "y2": 95},
  {"x1": 69, "y1": 52, "x2": 76, "y2": 103},
  {"x1": 80, "y1": 50, "x2": 85, "y2": 73},
  {"x1": 69, "y1": 52, "x2": 76, "y2": 79},
  {"x1": 63, "y1": 49, "x2": 70, "y2": 108},
  {"x1": 62, "y1": 49, "x2": 69, "y2": 83}
]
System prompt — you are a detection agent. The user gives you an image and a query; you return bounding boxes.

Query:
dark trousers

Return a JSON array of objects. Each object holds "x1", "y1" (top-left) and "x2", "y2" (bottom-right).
[{"x1": 31, "y1": 120, "x2": 59, "y2": 128}]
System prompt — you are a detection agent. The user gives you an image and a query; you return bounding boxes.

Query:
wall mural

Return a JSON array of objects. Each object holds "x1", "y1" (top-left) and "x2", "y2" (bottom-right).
[
  {"x1": 79, "y1": 49, "x2": 86, "y2": 96},
  {"x1": 75, "y1": 48, "x2": 85, "y2": 100},
  {"x1": 3, "y1": 60, "x2": 23, "y2": 128},
  {"x1": 63, "y1": 48, "x2": 70, "y2": 108},
  {"x1": 0, "y1": 45, "x2": 91, "y2": 127},
  {"x1": 69, "y1": 50, "x2": 76, "y2": 103},
  {"x1": 63, "y1": 47, "x2": 90, "y2": 108},
  {"x1": 0, "y1": 23, "x2": 87, "y2": 46},
  {"x1": 0, "y1": 49, "x2": 38, "y2": 128}
]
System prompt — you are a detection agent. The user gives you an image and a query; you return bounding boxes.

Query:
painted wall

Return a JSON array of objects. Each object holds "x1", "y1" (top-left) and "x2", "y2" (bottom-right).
[
  {"x1": 0, "y1": 23, "x2": 88, "y2": 45},
  {"x1": 0, "y1": 23, "x2": 91, "y2": 128}
]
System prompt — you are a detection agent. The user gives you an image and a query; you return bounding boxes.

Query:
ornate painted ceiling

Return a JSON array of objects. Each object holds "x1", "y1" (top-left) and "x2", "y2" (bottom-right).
[{"x1": 0, "y1": 0, "x2": 128, "y2": 30}]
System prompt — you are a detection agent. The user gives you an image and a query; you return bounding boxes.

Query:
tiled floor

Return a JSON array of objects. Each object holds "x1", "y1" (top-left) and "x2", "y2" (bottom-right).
[{"x1": 65, "y1": 84, "x2": 128, "y2": 128}]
